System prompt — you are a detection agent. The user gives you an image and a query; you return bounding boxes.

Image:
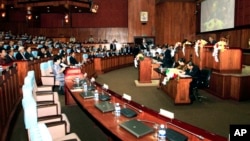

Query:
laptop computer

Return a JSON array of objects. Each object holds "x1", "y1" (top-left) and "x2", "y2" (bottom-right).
[
  {"x1": 121, "y1": 108, "x2": 137, "y2": 118},
  {"x1": 99, "y1": 94, "x2": 111, "y2": 101},
  {"x1": 165, "y1": 128, "x2": 188, "y2": 141},
  {"x1": 80, "y1": 91, "x2": 94, "y2": 99},
  {"x1": 95, "y1": 101, "x2": 115, "y2": 113},
  {"x1": 119, "y1": 119, "x2": 154, "y2": 138}
]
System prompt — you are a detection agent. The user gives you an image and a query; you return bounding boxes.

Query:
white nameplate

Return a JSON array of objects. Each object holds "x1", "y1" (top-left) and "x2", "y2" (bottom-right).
[
  {"x1": 122, "y1": 93, "x2": 132, "y2": 101},
  {"x1": 159, "y1": 108, "x2": 174, "y2": 120}
]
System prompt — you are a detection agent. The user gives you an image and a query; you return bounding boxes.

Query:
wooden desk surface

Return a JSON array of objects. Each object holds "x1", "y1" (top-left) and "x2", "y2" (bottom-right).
[{"x1": 65, "y1": 78, "x2": 226, "y2": 141}]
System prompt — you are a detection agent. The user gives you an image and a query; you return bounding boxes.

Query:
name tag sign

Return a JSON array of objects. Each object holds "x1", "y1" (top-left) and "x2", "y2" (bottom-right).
[
  {"x1": 123, "y1": 93, "x2": 132, "y2": 101},
  {"x1": 159, "y1": 109, "x2": 174, "y2": 120},
  {"x1": 103, "y1": 84, "x2": 109, "y2": 90},
  {"x1": 230, "y1": 124, "x2": 250, "y2": 141}
]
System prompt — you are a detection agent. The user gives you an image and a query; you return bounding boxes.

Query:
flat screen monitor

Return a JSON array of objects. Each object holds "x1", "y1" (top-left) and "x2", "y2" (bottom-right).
[{"x1": 200, "y1": 0, "x2": 235, "y2": 33}]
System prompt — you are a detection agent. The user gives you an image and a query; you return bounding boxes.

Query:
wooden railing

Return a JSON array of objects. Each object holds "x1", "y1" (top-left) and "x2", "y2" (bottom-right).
[
  {"x1": 94, "y1": 54, "x2": 134, "y2": 74},
  {"x1": 15, "y1": 57, "x2": 53, "y2": 88},
  {"x1": 175, "y1": 45, "x2": 242, "y2": 73},
  {"x1": 0, "y1": 66, "x2": 20, "y2": 141}
]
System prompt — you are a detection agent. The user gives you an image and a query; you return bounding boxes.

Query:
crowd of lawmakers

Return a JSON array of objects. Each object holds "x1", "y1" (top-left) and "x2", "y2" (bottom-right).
[{"x1": 1, "y1": 31, "x2": 221, "y2": 102}]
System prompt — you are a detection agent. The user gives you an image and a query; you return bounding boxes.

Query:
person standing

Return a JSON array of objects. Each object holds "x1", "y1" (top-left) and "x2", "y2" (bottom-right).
[
  {"x1": 110, "y1": 40, "x2": 117, "y2": 51},
  {"x1": 162, "y1": 45, "x2": 173, "y2": 68}
]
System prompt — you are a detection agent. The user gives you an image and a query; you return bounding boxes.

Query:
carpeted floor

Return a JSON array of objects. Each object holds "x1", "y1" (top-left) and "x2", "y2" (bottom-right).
[
  {"x1": 9, "y1": 66, "x2": 250, "y2": 140},
  {"x1": 95, "y1": 66, "x2": 250, "y2": 138}
]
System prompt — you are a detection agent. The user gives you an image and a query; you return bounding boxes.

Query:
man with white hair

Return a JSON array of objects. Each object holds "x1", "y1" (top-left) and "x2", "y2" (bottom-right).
[{"x1": 16, "y1": 46, "x2": 27, "y2": 60}]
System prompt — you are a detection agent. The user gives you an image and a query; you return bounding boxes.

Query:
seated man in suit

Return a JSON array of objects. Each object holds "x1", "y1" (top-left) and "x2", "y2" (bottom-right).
[
  {"x1": 69, "y1": 51, "x2": 79, "y2": 66},
  {"x1": 37, "y1": 47, "x2": 47, "y2": 58},
  {"x1": 180, "y1": 61, "x2": 200, "y2": 103},
  {"x1": 24, "y1": 46, "x2": 34, "y2": 60},
  {"x1": 16, "y1": 46, "x2": 27, "y2": 60},
  {"x1": 0, "y1": 48, "x2": 7, "y2": 65},
  {"x1": 5, "y1": 48, "x2": 16, "y2": 64}
]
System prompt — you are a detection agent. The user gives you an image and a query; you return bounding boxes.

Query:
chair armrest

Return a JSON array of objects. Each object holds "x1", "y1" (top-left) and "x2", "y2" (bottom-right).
[
  {"x1": 44, "y1": 121, "x2": 67, "y2": 140},
  {"x1": 35, "y1": 92, "x2": 59, "y2": 103},
  {"x1": 38, "y1": 115, "x2": 63, "y2": 123},
  {"x1": 41, "y1": 76, "x2": 55, "y2": 86},
  {"x1": 54, "y1": 133, "x2": 80, "y2": 141},
  {"x1": 36, "y1": 91, "x2": 54, "y2": 94},
  {"x1": 38, "y1": 113, "x2": 70, "y2": 133},
  {"x1": 37, "y1": 102, "x2": 61, "y2": 118},
  {"x1": 37, "y1": 86, "x2": 53, "y2": 92}
]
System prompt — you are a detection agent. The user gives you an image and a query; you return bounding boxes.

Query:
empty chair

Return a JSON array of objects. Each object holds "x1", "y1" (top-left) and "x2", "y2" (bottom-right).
[
  {"x1": 24, "y1": 74, "x2": 59, "y2": 104},
  {"x1": 22, "y1": 84, "x2": 70, "y2": 134},
  {"x1": 40, "y1": 62, "x2": 56, "y2": 86},
  {"x1": 67, "y1": 56, "x2": 70, "y2": 65},
  {"x1": 29, "y1": 122, "x2": 80, "y2": 141},
  {"x1": 47, "y1": 60, "x2": 54, "y2": 74},
  {"x1": 193, "y1": 69, "x2": 212, "y2": 102},
  {"x1": 82, "y1": 53, "x2": 88, "y2": 63},
  {"x1": 27, "y1": 70, "x2": 53, "y2": 92},
  {"x1": 66, "y1": 48, "x2": 71, "y2": 55},
  {"x1": 32, "y1": 50, "x2": 38, "y2": 58}
]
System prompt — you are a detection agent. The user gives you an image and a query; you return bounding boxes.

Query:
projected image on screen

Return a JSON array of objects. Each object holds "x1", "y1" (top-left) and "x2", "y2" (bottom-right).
[{"x1": 200, "y1": 0, "x2": 235, "y2": 32}]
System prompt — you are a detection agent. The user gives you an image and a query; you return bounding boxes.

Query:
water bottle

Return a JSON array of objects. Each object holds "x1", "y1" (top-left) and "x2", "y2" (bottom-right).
[
  {"x1": 94, "y1": 90, "x2": 99, "y2": 101},
  {"x1": 114, "y1": 103, "x2": 121, "y2": 117},
  {"x1": 83, "y1": 82, "x2": 88, "y2": 92},
  {"x1": 158, "y1": 124, "x2": 166, "y2": 141}
]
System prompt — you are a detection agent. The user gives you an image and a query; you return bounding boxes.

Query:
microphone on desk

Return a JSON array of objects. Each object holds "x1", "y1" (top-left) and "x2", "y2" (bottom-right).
[
  {"x1": 166, "y1": 122, "x2": 205, "y2": 140},
  {"x1": 123, "y1": 103, "x2": 142, "y2": 113}
]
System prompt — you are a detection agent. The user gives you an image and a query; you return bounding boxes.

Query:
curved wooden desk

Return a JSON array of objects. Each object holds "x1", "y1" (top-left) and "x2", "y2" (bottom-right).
[
  {"x1": 0, "y1": 66, "x2": 20, "y2": 141},
  {"x1": 65, "y1": 78, "x2": 226, "y2": 141}
]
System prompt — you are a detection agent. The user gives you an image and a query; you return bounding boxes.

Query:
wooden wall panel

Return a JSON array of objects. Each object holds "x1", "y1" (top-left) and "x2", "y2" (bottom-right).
[
  {"x1": 128, "y1": 0, "x2": 155, "y2": 42},
  {"x1": 72, "y1": 0, "x2": 128, "y2": 28},
  {"x1": 25, "y1": 27, "x2": 128, "y2": 43},
  {"x1": 155, "y1": 1, "x2": 196, "y2": 45}
]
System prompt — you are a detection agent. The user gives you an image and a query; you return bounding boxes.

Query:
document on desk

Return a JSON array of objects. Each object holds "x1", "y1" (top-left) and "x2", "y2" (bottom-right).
[
  {"x1": 178, "y1": 74, "x2": 191, "y2": 78},
  {"x1": 71, "y1": 88, "x2": 83, "y2": 92}
]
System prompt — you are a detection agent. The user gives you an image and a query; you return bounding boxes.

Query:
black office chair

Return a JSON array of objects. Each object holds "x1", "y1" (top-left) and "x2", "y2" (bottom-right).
[{"x1": 192, "y1": 68, "x2": 212, "y2": 102}]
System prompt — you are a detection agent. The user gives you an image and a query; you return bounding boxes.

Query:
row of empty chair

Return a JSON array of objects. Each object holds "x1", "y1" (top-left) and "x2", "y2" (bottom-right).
[{"x1": 21, "y1": 70, "x2": 81, "y2": 141}]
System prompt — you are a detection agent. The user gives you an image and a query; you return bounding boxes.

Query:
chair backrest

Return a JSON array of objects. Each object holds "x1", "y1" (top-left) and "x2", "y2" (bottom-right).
[
  {"x1": 40, "y1": 62, "x2": 49, "y2": 76},
  {"x1": 29, "y1": 123, "x2": 52, "y2": 141},
  {"x1": 82, "y1": 53, "x2": 88, "y2": 63},
  {"x1": 67, "y1": 56, "x2": 70, "y2": 65},
  {"x1": 14, "y1": 51, "x2": 18, "y2": 58},
  {"x1": 32, "y1": 51, "x2": 38, "y2": 58},
  {"x1": 67, "y1": 49, "x2": 71, "y2": 55},
  {"x1": 22, "y1": 84, "x2": 38, "y2": 130},
  {"x1": 47, "y1": 60, "x2": 54, "y2": 73},
  {"x1": 197, "y1": 69, "x2": 212, "y2": 88}
]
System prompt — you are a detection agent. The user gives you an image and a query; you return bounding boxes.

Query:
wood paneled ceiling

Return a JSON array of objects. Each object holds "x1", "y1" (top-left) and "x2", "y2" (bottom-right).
[{"x1": 1, "y1": 0, "x2": 94, "y2": 14}]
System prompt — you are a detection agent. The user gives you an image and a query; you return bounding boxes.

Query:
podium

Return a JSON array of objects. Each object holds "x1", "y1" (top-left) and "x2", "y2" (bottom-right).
[{"x1": 138, "y1": 57, "x2": 152, "y2": 83}]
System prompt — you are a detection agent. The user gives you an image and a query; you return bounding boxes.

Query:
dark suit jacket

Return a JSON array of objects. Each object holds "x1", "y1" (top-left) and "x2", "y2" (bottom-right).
[
  {"x1": 24, "y1": 52, "x2": 34, "y2": 60},
  {"x1": 5, "y1": 55, "x2": 15, "y2": 64},
  {"x1": 110, "y1": 43, "x2": 116, "y2": 51},
  {"x1": 185, "y1": 65, "x2": 200, "y2": 77},
  {"x1": 16, "y1": 52, "x2": 27, "y2": 60},
  {"x1": 162, "y1": 49, "x2": 173, "y2": 68},
  {"x1": 69, "y1": 56, "x2": 78, "y2": 65},
  {"x1": 37, "y1": 51, "x2": 45, "y2": 58}
]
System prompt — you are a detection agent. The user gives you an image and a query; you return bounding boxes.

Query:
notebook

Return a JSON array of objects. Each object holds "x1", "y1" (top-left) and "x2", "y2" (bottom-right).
[
  {"x1": 80, "y1": 91, "x2": 94, "y2": 99},
  {"x1": 95, "y1": 101, "x2": 115, "y2": 113},
  {"x1": 119, "y1": 119, "x2": 154, "y2": 138}
]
